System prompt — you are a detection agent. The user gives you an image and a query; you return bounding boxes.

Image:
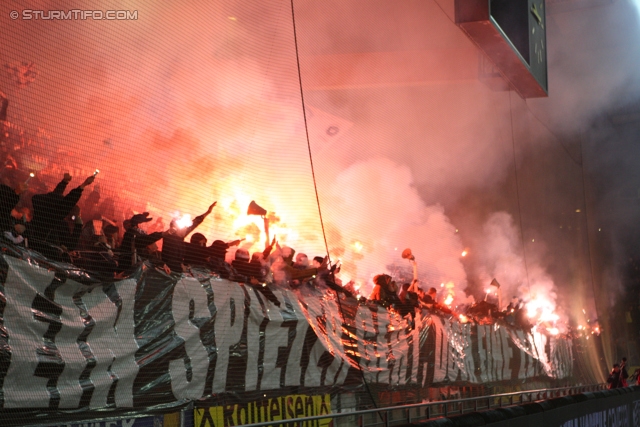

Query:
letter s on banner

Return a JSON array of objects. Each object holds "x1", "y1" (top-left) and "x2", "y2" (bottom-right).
[{"x1": 169, "y1": 277, "x2": 210, "y2": 399}]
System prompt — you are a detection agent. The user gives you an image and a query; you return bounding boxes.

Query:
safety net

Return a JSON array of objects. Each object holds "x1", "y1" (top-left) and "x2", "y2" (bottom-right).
[{"x1": 0, "y1": 1, "x2": 607, "y2": 426}]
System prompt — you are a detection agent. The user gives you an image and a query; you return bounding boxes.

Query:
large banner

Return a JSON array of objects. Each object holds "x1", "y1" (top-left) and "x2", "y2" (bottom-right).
[{"x1": 0, "y1": 246, "x2": 572, "y2": 423}]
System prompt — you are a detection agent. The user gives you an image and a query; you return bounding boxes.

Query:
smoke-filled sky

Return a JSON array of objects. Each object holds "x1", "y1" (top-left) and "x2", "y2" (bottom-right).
[{"x1": 1, "y1": 0, "x2": 639, "y2": 345}]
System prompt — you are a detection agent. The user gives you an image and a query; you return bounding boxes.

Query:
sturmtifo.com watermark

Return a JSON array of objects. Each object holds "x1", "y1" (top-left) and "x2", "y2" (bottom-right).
[{"x1": 9, "y1": 10, "x2": 138, "y2": 20}]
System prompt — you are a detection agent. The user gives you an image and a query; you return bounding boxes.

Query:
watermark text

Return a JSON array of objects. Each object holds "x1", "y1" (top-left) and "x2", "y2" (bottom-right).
[{"x1": 10, "y1": 10, "x2": 138, "y2": 21}]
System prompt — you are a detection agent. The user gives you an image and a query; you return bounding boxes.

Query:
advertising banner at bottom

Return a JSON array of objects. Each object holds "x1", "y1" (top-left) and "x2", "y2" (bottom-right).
[{"x1": 195, "y1": 394, "x2": 332, "y2": 427}]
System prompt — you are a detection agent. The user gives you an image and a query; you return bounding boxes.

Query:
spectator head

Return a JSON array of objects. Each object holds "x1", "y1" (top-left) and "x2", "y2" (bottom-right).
[
  {"x1": 210, "y1": 240, "x2": 229, "y2": 259},
  {"x1": 295, "y1": 253, "x2": 309, "y2": 267},
  {"x1": 428, "y1": 287, "x2": 437, "y2": 298},
  {"x1": 191, "y1": 233, "x2": 207, "y2": 246},
  {"x1": 312, "y1": 256, "x2": 324, "y2": 268},
  {"x1": 282, "y1": 246, "x2": 296, "y2": 264},
  {"x1": 129, "y1": 212, "x2": 152, "y2": 228},
  {"x1": 104, "y1": 224, "x2": 119, "y2": 237},
  {"x1": 374, "y1": 274, "x2": 397, "y2": 293},
  {"x1": 123, "y1": 219, "x2": 132, "y2": 231},
  {"x1": 235, "y1": 248, "x2": 250, "y2": 262},
  {"x1": 622, "y1": 357, "x2": 627, "y2": 363},
  {"x1": 251, "y1": 252, "x2": 264, "y2": 263}
]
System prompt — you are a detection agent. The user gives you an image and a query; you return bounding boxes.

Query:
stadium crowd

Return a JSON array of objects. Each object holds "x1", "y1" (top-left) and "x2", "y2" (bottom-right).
[{"x1": 0, "y1": 92, "x2": 552, "y2": 329}]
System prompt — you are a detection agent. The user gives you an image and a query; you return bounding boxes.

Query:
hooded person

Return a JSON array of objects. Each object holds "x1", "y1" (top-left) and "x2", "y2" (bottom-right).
[
  {"x1": 81, "y1": 185, "x2": 101, "y2": 223},
  {"x1": 29, "y1": 173, "x2": 94, "y2": 259},
  {"x1": 183, "y1": 237, "x2": 241, "y2": 278},
  {"x1": 272, "y1": 245, "x2": 326, "y2": 286},
  {"x1": 162, "y1": 202, "x2": 216, "y2": 272},
  {"x1": 369, "y1": 274, "x2": 400, "y2": 307},
  {"x1": 231, "y1": 248, "x2": 255, "y2": 281},
  {"x1": 183, "y1": 232, "x2": 208, "y2": 265},
  {"x1": 0, "y1": 173, "x2": 25, "y2": 233},
  {"x1": 293, "y1": 253, "x2": 309, "y2": 269},
  {"x1": 74, "y1": 224, "x2": 119, "y2": 279},
  {"x1": 118, "y1": 212, "x2": 164, "y2": 271}
]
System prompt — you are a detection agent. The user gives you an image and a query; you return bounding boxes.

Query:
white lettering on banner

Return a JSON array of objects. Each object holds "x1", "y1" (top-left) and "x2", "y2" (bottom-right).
[
  {"x1": 320, "y1": 298, "x2": 350, "y2": 386},
  {"x1": 499, "y1": 327, "x2": 513, "y2": 381},
  {"x1": 169, "y1": 277, "x2": 210, "y2": 399},
  {"x1": 303, "y1": 298, "x2": 350, "y2": 387},
  {"x1": 560, "y1": 338, "x2": 573, "y2": 378},
  {"x1": 532, "y1": 332, "x2": 549, "y2": 377},
  {"x1": 490, "y1": 326, "x2": 502, "y2": 381},
  {"x1": 410, "y1": 313, "x2": 422, "y2": 385},
  {"x1": 511, "y1": 329, "x2": 526, "y2": 379},
  {"x1": 561, "y1": 410, "x2": 609, "y2": 427},
  {"x1": 3, "y1": 256, "x2": 54, "y2": 407},
  {"x1": 244, "y1": 288, "x2": 268, "y2": 391},
  {"x1": 515, "y1": 330, "x2": 536, "y2": 378},
  {"x1": 453, "y1": 321, "x2": 475, "y2": 382},
  {"x1": 607, "y1": 404, "x2": 630, "y2": 427},
  {"x1": 444, "y1": 320, "x2": 459, "y2": 382},
  {"x1": 432, "y1": 316, "x2": 445, "y2": 383},
  {"x1": 262, "y1": 299, "x2": 289, "y2": 389},
  {"x1": 433, "y1": 317, "x2": 448, "y2": 382},
  {"x1": 355, "y1": 305, "x2": 374, "y2": 382},
  {"x1": 476, "y1": 325, "x2": 489, "y2": 383},
  {"x1": 375, "y1": 310, "x2": 390, "y2": 385},
  {"x1": 211, "y1": 281, "x2": 245, "y2": 391},
  {"x1": 355, "y1": 305, "x2": 392, "y2": 383},
  {"x1": 305, "y1": 335, "x2": 329, "y2": 386},
  {"x1": 432, "y1": 317, "x2": 473, "y2": 383},
  {"x1": 284, "y1": 298, "x2": 309, "y2": 387},
  {"x1": 55, "y1": 280, "x2": 88, "y2": 408},
  {"x1": 389, "y1": 315, "x2": 408, "y2": 386},
  {"x1": 83, "y1": 279, "x2": 138, "y2": 408},
  {"x1": 301, "y1": 296, "x2": 328, "y2": 387},
  {"x1": 633, "y1": 400, "x2": 640, "y2": 426}
]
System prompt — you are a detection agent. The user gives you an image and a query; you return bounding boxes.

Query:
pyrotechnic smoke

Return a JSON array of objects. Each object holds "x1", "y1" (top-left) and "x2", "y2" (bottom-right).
[
  {"x1": 320, "y1": 157, "x2": 466, "y2": 296},
  {"x1": 475, "y1": 212, "x2": 564, "y2": 329}
]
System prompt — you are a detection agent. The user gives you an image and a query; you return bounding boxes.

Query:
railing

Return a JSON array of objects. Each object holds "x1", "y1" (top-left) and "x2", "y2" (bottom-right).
[{"x1": 238, "y1": 384, "x2": 608, "y2": 427}]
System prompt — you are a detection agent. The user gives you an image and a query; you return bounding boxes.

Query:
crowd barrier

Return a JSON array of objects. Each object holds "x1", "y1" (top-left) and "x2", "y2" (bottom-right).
[{"x1": 407, "y1": 386, "x2": 640, "y2": 427}]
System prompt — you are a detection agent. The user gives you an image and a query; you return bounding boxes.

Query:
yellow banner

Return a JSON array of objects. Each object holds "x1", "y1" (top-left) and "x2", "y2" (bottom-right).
[{"x1": 195, "y1": 394, "x2": 332, "y2": 427}]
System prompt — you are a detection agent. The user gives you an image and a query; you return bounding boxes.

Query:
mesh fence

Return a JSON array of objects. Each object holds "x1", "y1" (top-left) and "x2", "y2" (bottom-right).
[{"x1": 0, "y1": 1, "x2": 606, "y2": 426}]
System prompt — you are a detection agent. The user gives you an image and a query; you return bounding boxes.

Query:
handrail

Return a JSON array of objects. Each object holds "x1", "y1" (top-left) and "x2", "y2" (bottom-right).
[{"x1": 235, "y1": 384, "x2": 608, "y2": 427}]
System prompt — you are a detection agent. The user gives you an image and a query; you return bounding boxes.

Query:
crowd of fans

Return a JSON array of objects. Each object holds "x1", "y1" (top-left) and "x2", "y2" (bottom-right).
[
  {"x1": 0, "y1": 168, "x2": 336, "y2": 292},
  {"x1": 0, "y1": 93, "x2": 566, "y2": 330},
  {"x1": 0, "y1": 159, "x2": 543, "y2": 326}
]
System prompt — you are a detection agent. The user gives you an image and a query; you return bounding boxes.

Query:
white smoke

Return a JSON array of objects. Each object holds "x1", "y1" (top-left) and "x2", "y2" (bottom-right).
[
  {"x1": 476, "y1": 212, "x2": 562, "y2": 325},
  {"x1": 321, "y1": 157, "x2": 466, "y2": 297}
]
